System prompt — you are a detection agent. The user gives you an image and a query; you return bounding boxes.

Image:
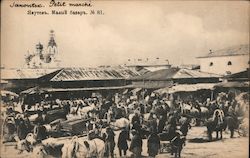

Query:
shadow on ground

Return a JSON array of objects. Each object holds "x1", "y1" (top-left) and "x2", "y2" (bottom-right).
[{"x1": 188, "y1": 138, "x2": 222, "y2": 143}]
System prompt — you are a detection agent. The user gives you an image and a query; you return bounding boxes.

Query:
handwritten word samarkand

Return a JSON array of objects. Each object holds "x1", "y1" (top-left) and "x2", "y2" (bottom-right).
[{"x1": 10, "y1": 2, "x2": 44, "y2": 8}]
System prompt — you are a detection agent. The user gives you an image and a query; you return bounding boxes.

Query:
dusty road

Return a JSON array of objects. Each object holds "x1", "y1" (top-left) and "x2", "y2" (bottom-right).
[{"x1": 1, "y1": 126, "x2": 249, "y2": 158}]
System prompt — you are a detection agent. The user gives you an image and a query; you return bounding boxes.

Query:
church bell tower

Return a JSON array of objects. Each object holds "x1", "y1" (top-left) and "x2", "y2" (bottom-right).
[{"x1": 47, "y1": 30, "x2": 58, "y2": 55}]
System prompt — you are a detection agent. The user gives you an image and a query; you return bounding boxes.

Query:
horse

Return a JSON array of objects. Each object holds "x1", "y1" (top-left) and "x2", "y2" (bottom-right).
[
  {"x1": 205, "y1": 109, "x2": 226, "y2": 141},
  {"x1": 181, "y1": 103, "x2": 209, "y2": 126},
  {"x1": 15, "y1": 133, "x2": 37, "y2": 153},
  {"x1": 78, "y1": 104, "x2": 95, "y2": 115},
  {"x1": 32, "y1": 146, "x2": 49, "y2": 158},
  {"x1": 61, "y1": 136, "x2": 105, "y2": 158},
  {"x1": 180, "y1": 103, "x2": 191, "y2": 115},
  {"x1": 110, "y1": 117, "x2": 130, "y2": 130},
  {"x1": 32, "y1": 138, "x2": 64, "y2": 158},
  {"x1": 200, "y1": 107, "x2": 209, "y2": 118},
  {"x1": 180, "y1": 103, "x2": 199, "y2": 118}
]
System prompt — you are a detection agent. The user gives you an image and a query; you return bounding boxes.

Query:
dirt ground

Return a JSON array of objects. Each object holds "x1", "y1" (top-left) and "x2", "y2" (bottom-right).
[
  {"x1": 0, "y1": 126, "x2": 249, "y2": 158},
  {"x1": 155, "y1": 126, "x2": 249, "y2": 158}
]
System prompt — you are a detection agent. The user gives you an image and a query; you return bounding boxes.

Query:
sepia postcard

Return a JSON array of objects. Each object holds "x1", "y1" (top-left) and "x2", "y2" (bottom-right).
[{"x1": 0, "y1": 0, "x2": 249, "y2": 158}]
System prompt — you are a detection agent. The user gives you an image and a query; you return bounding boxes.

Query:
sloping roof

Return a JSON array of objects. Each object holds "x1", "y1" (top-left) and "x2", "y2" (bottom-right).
[
  {"x1": 143, "y1": 67, "x2": 169, "y2": 72},
  {"x1": 155, "y1": 83, "x2": 216, "y2": 94},
  {"x1": 179, "y1": 64, "x2": 200, "y2": 70},
  {"x1": 125, "y1": 66, "x2": 150, "y2": 75},
  {"x1": 215, "y1": 81, "x2": 249, "y2": 88},
  {"x1": 50, "y1": 67, "x2": 140, "y2": 81},
  {"x1": 173, "y1": 68, "x2": 221, "y2": 78},
  {"x1": 20, "y1": 86, "x2": 47, "y2": 94},
  {"x1": 225, "y1": 69, "x2": 250, "y2": 79},
  {"x1": 131, "y1": 68, "x2": 178, "y2": 80},
  {"x1": 131, "y1": 68, "x2": 221, "y2": 80},
  {"x1": 1, "y1": 68, "x2": 59, "y2": 80},
  {"x1": 197, "y1": 44, "x2": 249, "y2": 58}
]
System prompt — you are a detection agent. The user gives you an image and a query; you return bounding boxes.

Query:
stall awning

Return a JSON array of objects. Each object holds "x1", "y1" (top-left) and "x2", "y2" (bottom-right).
[
  {"x1": 214, "y1": 81, "x2": 249, "y2": 88},
  {"x1": 21, "y1": 86, "x2": 47, "y2": 95},
  {"x1": 21, "y1": 86, "x2": 129, "y2": 94},
  {"x1": 155, "y1": 83, "x2": 216, "y2": 94},
  {"x1": 1, "y1": 90, "x2": 19, "y2": 97},
  {"x1": 46, "y1": 86, "x2": 128, "y2": 92}
]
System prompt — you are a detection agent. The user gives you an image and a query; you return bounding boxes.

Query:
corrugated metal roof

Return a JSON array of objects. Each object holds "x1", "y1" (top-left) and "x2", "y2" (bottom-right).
[
  {"x1": 197, "y1": 44, "x2": 249, "y2": 58},
  {"x1": 131, "y1": 68, "x2": 178, "y2": 80},
  {"x1": 50, "y1": 67, "x2": 140, "y2": 81},
  {"x1": 173, "y1": 69, "x2": 221, "y2": 78},
  {"x1": 144, "y1": 67, "x2": 169, "y2": 72},
  {"x1": 131, "y1": 68, "x2": 221, "y2": 80},
  {"x1": 155, "y1": 83, "x2": 216, "y2": 94},
  {"x1": 1, "y1": 68, "x2": 59, "y2": 80}
]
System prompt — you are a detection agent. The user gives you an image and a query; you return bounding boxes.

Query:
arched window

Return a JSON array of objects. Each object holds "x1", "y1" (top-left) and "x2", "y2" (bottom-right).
[
  {"x1": 227, "y1": 61, "x2": 232, "y2": 65},
  {"x1": 209, "y1": 62, "x2": 213, "y2": 66}
]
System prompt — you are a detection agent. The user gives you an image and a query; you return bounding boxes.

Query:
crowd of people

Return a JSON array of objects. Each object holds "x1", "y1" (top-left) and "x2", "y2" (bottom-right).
[{"x1": 1, "y1": 89, "x2": 249, "y2": 157}]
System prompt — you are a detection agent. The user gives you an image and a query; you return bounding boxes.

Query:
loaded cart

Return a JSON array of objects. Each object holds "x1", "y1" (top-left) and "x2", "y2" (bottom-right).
[{"x1": 60, "y1": 118, "x2": 91, "y2": 135}]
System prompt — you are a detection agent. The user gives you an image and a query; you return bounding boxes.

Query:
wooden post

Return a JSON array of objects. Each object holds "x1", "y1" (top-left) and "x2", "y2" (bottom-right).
[{"x1": 211, "y1": 90, "x2": 214, "y2": 101}]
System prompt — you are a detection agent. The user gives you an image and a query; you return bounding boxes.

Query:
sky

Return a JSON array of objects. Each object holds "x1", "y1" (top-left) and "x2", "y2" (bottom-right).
[{"x1": 1, "y1": 0, "x2": 249, "y2": 68}]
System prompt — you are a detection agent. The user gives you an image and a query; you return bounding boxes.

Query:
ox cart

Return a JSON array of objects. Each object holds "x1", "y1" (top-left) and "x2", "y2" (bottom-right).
[
  {"x1": 60, "y1": 118, "x2": 91, "y2": 135},
  {"x1": 26, "y1": 107, "x2": 67, "y2": 124}
]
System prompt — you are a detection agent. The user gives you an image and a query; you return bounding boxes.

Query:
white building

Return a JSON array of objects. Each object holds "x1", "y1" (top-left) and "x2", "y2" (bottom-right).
[
  {"x1": 197, "y1": 44, "x2": 249, "y2": 75},
  {"x1": 124, "y1": 58, "x2": 171, "y2": 72}
]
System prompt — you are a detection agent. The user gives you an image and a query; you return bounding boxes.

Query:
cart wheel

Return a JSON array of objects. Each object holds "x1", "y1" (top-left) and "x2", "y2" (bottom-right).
[{"x1": 190, "y1": 118, "x2": 197, "y2": 126}]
